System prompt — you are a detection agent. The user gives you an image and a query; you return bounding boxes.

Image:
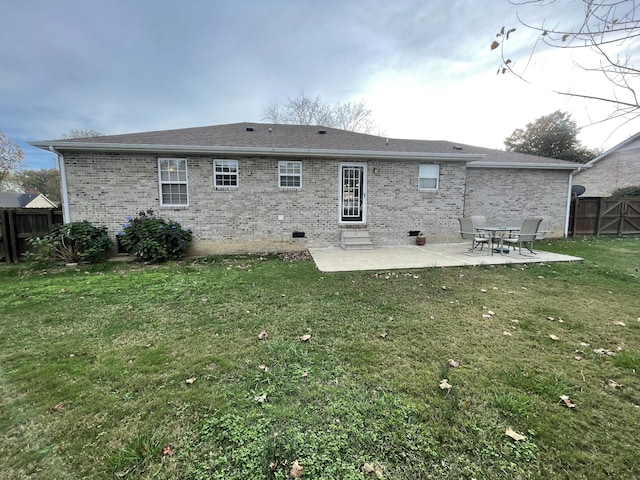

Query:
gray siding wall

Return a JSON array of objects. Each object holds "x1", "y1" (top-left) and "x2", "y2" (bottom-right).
[{"x1": 464, "y1": 167, "x2": 570, "y2": 237}]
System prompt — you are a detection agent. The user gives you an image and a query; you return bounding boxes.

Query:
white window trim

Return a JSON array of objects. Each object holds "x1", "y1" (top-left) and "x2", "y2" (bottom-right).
[
  {"x1": 213, "y1": 159, "x2": 239, "y2": 190},
  {"x1": 278, "y1": 160, "x2": 302, "y2": 189},
  {"x1": 418, "y1": 164, "x2": 440, "y2": 191},
  {"x1": 158, "y1": 157, "x2": 189, "y2": 207}
]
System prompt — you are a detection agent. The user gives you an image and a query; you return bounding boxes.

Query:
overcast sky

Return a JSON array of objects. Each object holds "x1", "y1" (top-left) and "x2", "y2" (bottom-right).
[{"x1": 2, "y1": 0, "x2": 639, "y2": 169}]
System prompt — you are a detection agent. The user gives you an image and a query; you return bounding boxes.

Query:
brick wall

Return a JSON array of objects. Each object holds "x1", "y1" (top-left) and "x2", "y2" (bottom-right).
[
  {"x1": 63, "y1": 152, "x2": 568, "y2": 254},
  {"x1": 464, "y1": 167, "x2": 570, "y2": 237},
  {"x1": 574, "y1": 150, "x2": 640, "y2": 197},
  {"x1": 63, "y1": 152, "x2": 470, "y2": 253}
]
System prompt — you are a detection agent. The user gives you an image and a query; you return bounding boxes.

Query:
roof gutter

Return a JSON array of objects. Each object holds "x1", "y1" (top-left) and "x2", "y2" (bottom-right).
[
  {"x1": 467, "y1": 161, "x2": 581, "y2": 171},
  {"x1": 49, "y1": 146, "x2": 70, "y2": 223},
  {"x1": 31, "y1": 142, "x2": 486, "y2": 162}
]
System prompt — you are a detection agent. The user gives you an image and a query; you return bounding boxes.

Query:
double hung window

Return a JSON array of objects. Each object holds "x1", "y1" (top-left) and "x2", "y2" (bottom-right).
[
  {"x1": 278, "y1": 161, "x2": 302, "y2": 188},
  {"x1": 158, "y1": 158, "x2": 188, "y2": 206},
  {"x1": 214, "y1": 159, "x2": 238, "y2": 188},
  {"x1": 418, "y1": 164, "x2": 439, "y2": 191}
]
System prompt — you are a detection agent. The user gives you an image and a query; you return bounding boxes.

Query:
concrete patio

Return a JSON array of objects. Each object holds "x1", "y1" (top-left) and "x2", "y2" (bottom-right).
[{"x1": 309, "y1": 242, "x2": 582, "y2": 273}]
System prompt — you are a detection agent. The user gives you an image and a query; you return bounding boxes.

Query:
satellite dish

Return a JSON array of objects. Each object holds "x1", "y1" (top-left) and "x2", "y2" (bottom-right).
[{"x1": 572, "y1": 185, "x2": 586, "y2": 197}]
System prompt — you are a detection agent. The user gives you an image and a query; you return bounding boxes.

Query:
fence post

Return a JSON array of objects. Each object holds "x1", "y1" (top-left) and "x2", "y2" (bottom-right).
[{"x1": 0, "y1": 210, "x2": 8, "y2": 261}]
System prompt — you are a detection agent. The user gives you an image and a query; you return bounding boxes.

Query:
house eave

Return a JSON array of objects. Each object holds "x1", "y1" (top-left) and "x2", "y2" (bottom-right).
[
  {"x1": 30, "y1": 142, "x2": 486, "y2": 161},
  {"x1": 467, "y1": 161, "x2": 581, "y2": 171}
]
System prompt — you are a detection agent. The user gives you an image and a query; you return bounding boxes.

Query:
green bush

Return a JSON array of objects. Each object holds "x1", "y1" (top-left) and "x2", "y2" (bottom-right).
[
  {"x1": 118, "y1": 210, "x2": 192, "y2": 262},
  {"x1": 610, "y1": 185, "x2": 640, "y2": 198},
  {"x1": 25, "y1": 221, "x2": 113, "y2": 265}
]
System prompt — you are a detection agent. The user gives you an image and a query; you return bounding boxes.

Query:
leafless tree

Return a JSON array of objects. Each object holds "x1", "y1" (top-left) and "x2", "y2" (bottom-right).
[
  {"x1": 0, "y1": 130, "x2": 24, "y2": 189},
  {"x1": 262, "y1": 92, "x2": 379, "y2": 134},
  {"x1": 493, "y1": 0, "x2": 640, "y2": 127},
  {"x1": 60, "y1": 128, "x2": 104, "y2": 139}
]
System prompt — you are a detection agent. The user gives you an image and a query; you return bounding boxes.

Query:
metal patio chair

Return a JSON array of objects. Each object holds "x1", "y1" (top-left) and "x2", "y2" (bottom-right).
[
  {"x1": 459, "y1": 217, "x2": 489, "y2": 252},
  {"x1": 502, "y1": 217, "x2": 543, "y2": 254}
]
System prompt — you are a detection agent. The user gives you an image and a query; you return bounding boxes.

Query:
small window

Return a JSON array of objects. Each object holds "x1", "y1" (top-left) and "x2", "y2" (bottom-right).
[
  {"x1": 214, "y1": 159, "x2": 238, "y2": 188},
  {"x1": 418, "y1": 164, "x2": 439, "y2": 191},
  {"x1": 279, "y1": 161, "x2": 302, "y2": 188},
  {"x1": 158, "y1": 158, "x2": 188, "y2": 206}
]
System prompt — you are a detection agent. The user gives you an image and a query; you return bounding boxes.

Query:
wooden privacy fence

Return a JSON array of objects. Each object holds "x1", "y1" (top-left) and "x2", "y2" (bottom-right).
[
  {"x1": 569, "y1": 197, "x2": 640, "y2": 236},
  {"x1": 0, "y1": 208, "x2": 64, "y2": 263}
]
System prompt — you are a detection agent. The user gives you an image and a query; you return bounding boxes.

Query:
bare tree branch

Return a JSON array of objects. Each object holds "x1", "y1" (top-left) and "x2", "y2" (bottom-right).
[
  {"x1": 0, "y1": 131, "x2": 24, "y2": 189},
  {"x1": 262, "y1": 92, "x2": 379, "y2": 133},
  {"x1": 494, "y1": 0, "x2": 640, "y2": 131}
]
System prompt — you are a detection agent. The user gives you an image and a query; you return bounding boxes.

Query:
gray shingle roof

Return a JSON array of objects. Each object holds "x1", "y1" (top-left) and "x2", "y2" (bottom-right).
[
  {"x1": 0, "y1": 192, "x2": 39, "y2": 208},
  {"x1": 31, "y1": 122, "x2": 581, "y2": 169}
]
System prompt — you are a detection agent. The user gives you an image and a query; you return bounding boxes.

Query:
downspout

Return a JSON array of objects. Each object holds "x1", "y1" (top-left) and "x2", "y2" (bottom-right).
[
  {"x1": 49, "y1": 146, "x2": 70, "y2": 224},
  {"x1": 564, "y1": 171, "x2": 573, "y2": 237}
]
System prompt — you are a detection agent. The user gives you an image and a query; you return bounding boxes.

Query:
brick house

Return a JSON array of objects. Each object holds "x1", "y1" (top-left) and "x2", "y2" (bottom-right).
[
  {"x1": 573, "y1": 132, "x2": 640, "y2": 197},
  {"x1": 32, "y1": 123, "x2": 580, "y2": 255}
]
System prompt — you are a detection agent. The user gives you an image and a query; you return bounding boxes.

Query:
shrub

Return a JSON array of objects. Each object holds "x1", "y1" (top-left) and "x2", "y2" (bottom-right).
[
  {"x1": 610, "y1": 185, "x2": 640, "y2": 198},
  {"x1": 118, "y1": 210, "x2": 192, "y2": 262},
  {"x1": 25, "y1": 221, "x2": 113, "y2": 265}
]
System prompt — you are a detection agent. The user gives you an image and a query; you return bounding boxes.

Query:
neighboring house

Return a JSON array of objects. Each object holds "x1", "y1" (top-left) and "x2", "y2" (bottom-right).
[
  {"x1": 574, "y1": 132, "x2": 640, "y2": 197},
  {"x1": 32, "y1": 123, "x2": 581, "y2": 255},
  {"x1": 0, "y1": 192, "x2": 58, "y2": 208}
]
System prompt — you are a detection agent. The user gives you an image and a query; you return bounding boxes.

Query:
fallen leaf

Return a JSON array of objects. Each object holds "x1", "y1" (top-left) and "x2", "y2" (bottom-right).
[
  {"x1": 549, "y1": 334, "x2": 559, "y2": 341},
  {"x1": 254, "y1": 393, "x2": 267, "y2": 403},
  {"x1": 258, "y1": 331, "x2": 268, "y2": 340},
  {"x1": 361, "y1": 462, "x2": 384, "y2": 478},
  {"x1": 559, "y1": 394, "x2": 576, "y2": 409},
  {"x1": 163, "y1": 444, "x2": 174, "y2": 456},
  {"x1": 51, "y1": 402, "x2": 64, "y2": 412},
  {"x1": 505, "y1": 426, "x2": 526, "y2": 441},
  {"x1": 290, "y1": 460, "x2": 303, "y2": 478},
  {"x1": 439, "y1": 379, "x2": 452, "y2": 390},
  {"x1": 447, "y1": 359, "x2": 459, "y2": 368},
  {"x1": 299, "y1": 334, "x2": 311, "y2": 342},
  {"x1": 594, "y1": 348, "x2": 616, "y2": 356},
  {"x1": 185, "y1": 377, "x2": 197, "y2": 384}
]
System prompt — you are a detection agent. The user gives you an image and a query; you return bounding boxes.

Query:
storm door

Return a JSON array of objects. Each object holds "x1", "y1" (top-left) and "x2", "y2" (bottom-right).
[{"x1": 339, "y1": 164, "x2": 367, "y2": 223}]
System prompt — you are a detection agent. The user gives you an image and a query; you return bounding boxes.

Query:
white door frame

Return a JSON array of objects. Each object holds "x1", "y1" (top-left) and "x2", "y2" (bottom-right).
[{"x1": 338, "y1": 163, "x2": 367, "y2": 224}]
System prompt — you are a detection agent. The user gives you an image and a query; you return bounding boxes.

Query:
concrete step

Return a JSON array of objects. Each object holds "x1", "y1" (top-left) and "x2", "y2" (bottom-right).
[{"x1": 341, "y1": 230, "x2": 374, "y2": 250}]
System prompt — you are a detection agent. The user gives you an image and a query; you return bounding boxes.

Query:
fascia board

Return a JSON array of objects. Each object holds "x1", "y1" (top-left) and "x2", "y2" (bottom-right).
[{"x1": 30, "y1": 142, "x2": 485, "y2": 161}]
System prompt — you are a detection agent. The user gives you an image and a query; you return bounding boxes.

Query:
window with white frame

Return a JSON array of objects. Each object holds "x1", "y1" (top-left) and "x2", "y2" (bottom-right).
[
  {"x1": 418, "y1": 164, "x2": 439, "y2": 191},
  {"x1": 158, "y1": 158, "x2": 188, "y2": 206},
  {"x1": 214, "y1": 159, "x2": 238, "y2": 188},
  {"x1": 278, "y1": 161, "x2": 302, "y2": 188}
]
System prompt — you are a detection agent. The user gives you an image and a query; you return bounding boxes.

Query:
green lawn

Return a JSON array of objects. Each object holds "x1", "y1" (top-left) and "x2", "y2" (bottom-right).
[{"x1": 1, "y1": 237, "x2": 639, "y2": 479}]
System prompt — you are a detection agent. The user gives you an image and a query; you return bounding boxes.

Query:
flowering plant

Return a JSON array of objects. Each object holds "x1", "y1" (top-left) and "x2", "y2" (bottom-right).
[{"x1": 118, "y1": 210, "x2": 192, "y2": 262}]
